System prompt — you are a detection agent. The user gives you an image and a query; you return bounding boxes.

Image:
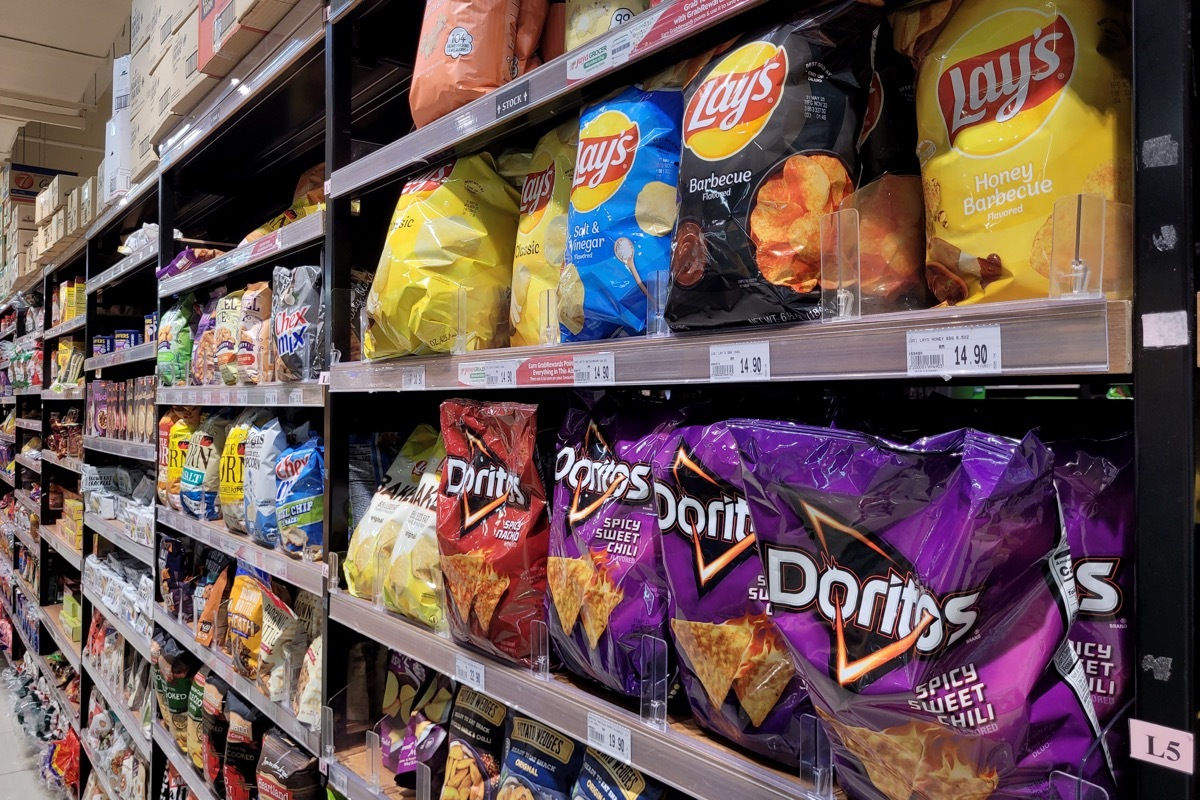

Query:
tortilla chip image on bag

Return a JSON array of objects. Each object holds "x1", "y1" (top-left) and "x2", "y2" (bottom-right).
[
  {"x1": 894, "y1": 0, "x2": 1133, "y2": 304},
  {"x1": 438, "y1": 400, "x2": 549, "y2": 666},
  {"x1": 365, "y1": 155, "x2": 520, "y2": 359},
  {"x1": 563, "y1": 83, "x2": 682, "y2": 341},
  {"x1": 549, "y1": 391, "x2": 684, "y2": 697},
  {"x1": 727, "y1": 422, "x2": 1112, "y2": 799},
  {"x1": 666, "y1": 4, "x2": 878, "y2": 331}
]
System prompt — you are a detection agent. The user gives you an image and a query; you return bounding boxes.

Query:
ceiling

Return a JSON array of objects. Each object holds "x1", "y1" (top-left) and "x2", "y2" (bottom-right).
[{"x1": 0, "y1": 0, "x2": 129, "y2": 160}]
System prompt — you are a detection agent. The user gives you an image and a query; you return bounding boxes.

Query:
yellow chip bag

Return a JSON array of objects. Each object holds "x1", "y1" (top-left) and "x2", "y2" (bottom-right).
[
  {"x1": 510, "y1": 119, "x2": 578, "y2": 347},
  {"x1": 901, "y1": 0, "x2": 1132, "y2": 304},
  {"x1": 365, "y1": 155, "x2": 520, "y2": 358}
]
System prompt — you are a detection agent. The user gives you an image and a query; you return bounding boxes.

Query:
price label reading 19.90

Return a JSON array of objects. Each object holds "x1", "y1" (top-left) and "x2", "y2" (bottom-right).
[
  {"x1": 586, "y1": 712, "x2": 632, "y2": 764},
  {"x1": 709, "y1": 341, "x2": 772, "y2": 382}
]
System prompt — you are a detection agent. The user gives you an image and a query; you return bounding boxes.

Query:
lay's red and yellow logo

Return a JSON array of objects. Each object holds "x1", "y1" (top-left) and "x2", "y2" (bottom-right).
[
  {"x1": 519, "y1": 159, "x2": 555, "y2": 234},
  {"x1": 683, "y1": 41, "x2": 787, "y2": 162},
  {"x1": 572, "y1": 110, "x2": 639, "y2": 212}
]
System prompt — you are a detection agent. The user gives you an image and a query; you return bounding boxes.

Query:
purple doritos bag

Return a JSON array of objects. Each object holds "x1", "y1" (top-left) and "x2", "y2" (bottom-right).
[
  {"x1": 653, "y1": 421, "x2": 811, "y2": 768},
  {"x1": 727, "y1": 421, "x2": 1109, "y2": 799},
  {"x1": 549, "y1": 392, "x2": 684, "y2": 697}
]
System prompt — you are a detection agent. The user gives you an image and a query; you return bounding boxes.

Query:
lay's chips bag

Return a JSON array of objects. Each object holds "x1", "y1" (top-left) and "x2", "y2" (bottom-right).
[
  {"x1": 563, "y1": 83, "x2": 682, "y2": 341},
  {"x1": 365, "y1": 155, "x2": 520, "y2": 358},
  {"x1": 510, "y1": 119, "x2": 578, "y2": 347}
]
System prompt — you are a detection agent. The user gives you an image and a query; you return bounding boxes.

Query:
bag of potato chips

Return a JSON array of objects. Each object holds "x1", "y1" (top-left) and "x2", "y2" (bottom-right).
[
  {"x1": 221, "y1": 409, "x2": 265, "y2": 534},
  {"x1": 440, "y1": 687, "x2": 507, "y2": 800},
  {"x1": 565, "y1": 0, "x2": 648, "y2": 51},
  {"x1": 167, "y1": 414, "x2": 199, "y2": 511},
  {"x1": 895, "y1": 0, "x2": 1133, "y2": 304},
  {"x1": 383, "y1": 448, "x2": 447, "y2": 631},
  {"x1": 215, "y1": 290, "x2": 244, "y2": 386},
  {"x1": 365, "y1": 156, "x2": 520, "y2": 359},
  {"x1": 510, "y1": 118, "x2": 578, "y2": 348}
]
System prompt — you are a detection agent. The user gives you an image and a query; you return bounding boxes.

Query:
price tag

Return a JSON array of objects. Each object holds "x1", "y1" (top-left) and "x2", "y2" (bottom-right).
[
  {"x1": 186, "y1": 390, "x2": 198, "y2": 403},
  {"x1": 263, "y1": 388, "x2": 280, "y2": 404},
  {"x1": 402, "y1": 365, "x2": 426, "y2": 391},
  {"x1": 1130, "y1": 719, "x2": 1194, "y2": 774},
  {"x1": 906, "y1": 325, "x2": 1002, "y2": 376},
  {"x1": 459, "y1": 361, "x2": 516, "y2": 389},
  {"x1": 249, "y1": 230, "x2": 282, "y2": 259},
  {"x1": 288, "y1": 388, "x2": 303, "y2": 405},
  {"x1": 573, "y1": 352, "x2": 615, "y2": 385},
  {"x1": 328, "y1": 765, "x2": 348, "y2": 794},
  {"x1": 709, "y1": 341, "x2": 771, "y2": 382},
  {"x1": 586, "y1": 712, "x2": 632, "y2": 764},
  {"x1": 455, "y1": 654, "x2": 486, "y2": 692},
  {"x1": 318, "y1": 757, "x2": 328, "y2": 777},
  {"x1": 236, "y1": 390, "x2": 249, "y2": 404},
  {"x1": 201, "y1": 391, "x2": 212, "y2": 404}
]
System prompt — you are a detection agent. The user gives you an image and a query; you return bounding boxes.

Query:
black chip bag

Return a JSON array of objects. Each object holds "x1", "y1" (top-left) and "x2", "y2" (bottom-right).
[
  {"x1": 568, "y1": 748, "x2": 665, "y2": 800},
  {"x1": 257, "y1": 729, "x2": 323, "y2": 800},
  {"x1": 225, "y1": 694, "x2": 271, "y2": 800},
  {"x1": 666, "y1": 3, "x2": 879, "y2": 331},
  {"x1": 439, "y1": 686, "x2": 508, "y2": 800}
]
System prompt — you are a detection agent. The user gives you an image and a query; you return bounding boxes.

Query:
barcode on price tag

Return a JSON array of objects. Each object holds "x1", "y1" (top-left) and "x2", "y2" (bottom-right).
[
  {"x1": 288, "y1": 388, "x2": 303, "y2": 405},
  {"x1": 236, "y1": 390, "x2": 249, "y2": 404},
  {"x1": 402, "y1": 365, "x2": 426, "y2": 390},
  {"x1": 264, "y1": 388, "x2": 280, "y2": 404},
  {"x1": 455, "y1": 654, "x2": 485, "y2": 691},
  {"x1": 459, "y1": 361, "x2": 517, "y2": 389},
  {"x1": 573, "y1": 352, "x2": 615, "y2": 385},
  {"x1": 329, "y1": 764, "x2": 348, "y2": 793},
  {"x1": 709, "y1": 341, "x2": 771, "y2": 382},
  {"x1": 906, "y1": 326, "x2": 1002, "y2": 377},
  {"x1": 586, "y1": 712, "x2": 632, "y2": 764}
]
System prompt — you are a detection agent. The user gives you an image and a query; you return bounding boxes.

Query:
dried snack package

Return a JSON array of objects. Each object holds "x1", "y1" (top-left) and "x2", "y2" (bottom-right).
[
  {"x1": 215, "y1": 290, "x2": 245, "y2": 386},
  {"x1": 157, "y1": 635, "x2": 200, "y2": 750},
  {"x1": 728, "y1": 422, "x2": 1111, "y2": 799},
  {"x1": 894, "y1": 0, "x2": 1132, "y2": 304},
  {"x1": 188, "y1": 669, "x2": 209, "y2": 769},
  {"x1": 276, "y1": 435, "x2": 326, "y2": 560},
  {"x1": 157, "y1": 408, "x2": 185, "y2": 504},
  {"x1": 365, "y1": 156, "x2": 520, "y2": 358},
  {"x1": 858, "y1": 19, "x2": 921, "y2": 183},
  {"x1": 568, "y1": 748, "x2": 665, "y2": 800},
  {"x1": 245, "y1": 418, "x2": 290, "y2": 547},
  {"x1": 549, "y1": 391, "x2": 685, "y2": 696},
  {"x1": 666, "y1": 4, "x2": 878, "y2": 331},
  {"x1": 227, "y1": 567, "x2": 267, "y2": 679},
  {"x1": 221, "y1": 409, "x2": 267, "y2": 533},
  {"x1": 384, "y1": 464, "x2": 446, "y2": 631},
  {"x1": 167, "y1": 413, "x2": 200, "y2": 511},
  {"x1": 272, "y1": 265, "x2": 325, "y2": 382},
  {"x1": 197, "y1": 560, "x2": 235, "y2": 648},
  {"x1": 181, "y1": 412, "x2": 233, "y2": 520},
  {"x1": 292, "y1": 635, "x2": 323, "y2": 728},
  {"x1": 258, "y1": 587, "x2": 300, "y2": 701},
  {"x1": 238, "y1": 282, "x2": 273, "y2": 385},
  {"x1": 499, "y1": 715, "x2": 585, "y2": 800},
  {"x1": 158, "y1": 293, "x2": 198, "y2": 386},
  {"x1": 652, "y1": 421, "x2": 810, "y2": 767},
  {"x1": 439, "y1": 687, "x2": 507, "y2": 800},
  {"x1": 438, "y1": 400, "x2": 549, "y2": 666},
  {"x1": 191, "y1": 290, "x2": 225, "y2": 386},
  {"x1": 563, "y1": 83, "x2": 682, "y2": 341},
  {"x1": 159, "y1": 533, "x2": 196, "y2": 620},
  {"x1": 202, "y1": 674, "x2": 230, "y2": 794},
  {"x1": 225, "y1": 694, "x2": 270, "y2": 800},
  {"x1": 565, "y1": 0, "x2": 647, "y2": 51},
  {"x1": 511, "y1": 118, "x2": 578, "y2": 348},
  {"x1": 348, "y1": 431, "x2": 404, "y2": 528},
  {"x1": 409, "y1": 0, "x2": 520, "y2": 128},
  {"x1": 258, "y1": 730, "x2": 322, "y2": 800}
]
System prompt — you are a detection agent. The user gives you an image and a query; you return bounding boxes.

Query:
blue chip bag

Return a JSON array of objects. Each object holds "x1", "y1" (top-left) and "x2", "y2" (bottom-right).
[
  {"x1": 276, "y1": 435, "x2": 325, "y2": 560},
  {"x1": 563, "y1": 83, "x2": 683, "y2": 341},
  {"x1": 569, "y1": 748, "x2": 666, "y2": 800},
  {"x1": 180, "y1": 412, "x2": 232, "y2": 520},
  {"x1": 499, "y1": 715, "x2": 585, "y2": 800}
]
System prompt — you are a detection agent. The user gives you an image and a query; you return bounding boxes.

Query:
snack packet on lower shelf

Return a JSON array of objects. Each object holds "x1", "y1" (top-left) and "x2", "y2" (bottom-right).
[{"x1": 439, "y1": 686, "x2": 507, "y2": 800}]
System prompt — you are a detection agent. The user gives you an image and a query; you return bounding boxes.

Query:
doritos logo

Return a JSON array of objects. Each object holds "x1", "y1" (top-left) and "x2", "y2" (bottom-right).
[
  {"x1": 444, "y1": 426, "x2": 528, "y2": 533},
  {"x1": 555, "y1": 421, "x2": 653, "y2": 529},
  {"x1": 763, "y1": 499, "x2": 982, "y2": 690},
  {"x1": 683, "y1": 41, "x2": 787, "y2": 162},
  {"x1": 938, "y1": 14, "x2": 1074, "y2": 149},
  {"x1": 572, "y1": 110, "x2": 639, "y2": 212}
]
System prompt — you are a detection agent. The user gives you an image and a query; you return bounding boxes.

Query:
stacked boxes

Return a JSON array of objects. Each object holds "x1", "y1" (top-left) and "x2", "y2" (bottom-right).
[
  {"x1": 105, "y1": 55, "x2": 134, "y2": 205},
  {"x1": 87, "y1": 376, "x2": 156, "y2": 444},
  {"x1": 198, "y1": 0, "x2": 299, "y2": 78}
]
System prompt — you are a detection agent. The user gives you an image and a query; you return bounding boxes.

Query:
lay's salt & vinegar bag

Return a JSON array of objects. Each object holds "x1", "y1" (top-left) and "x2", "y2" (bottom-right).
[{"x1": 365, "y1": 155, "x2": 520, "y2": 358}]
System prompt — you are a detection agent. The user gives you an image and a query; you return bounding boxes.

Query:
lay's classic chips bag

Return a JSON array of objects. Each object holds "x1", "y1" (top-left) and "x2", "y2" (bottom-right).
[
  {"x1": 562, "y1": 84, "x2": 682, "y2": 341},
  {"x1": 511, "y1": 119, "x2": 578, "y2": 348},
  {"x1": 895, "y1": 0, "x2": 1133, "y2": 304},
  {"x1": 365, "y1": 155, "x2": 520, "y2": 358}
]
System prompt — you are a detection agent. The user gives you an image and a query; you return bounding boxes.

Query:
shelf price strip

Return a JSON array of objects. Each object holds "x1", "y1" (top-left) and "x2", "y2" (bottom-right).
[
  {"x1": 455, "y1": 654, "x2": 485, "y2": 692},
  {"x1": 906, "y1": 325, "x2": 1003, "y2": 377},
  {"x1": 709, "y1": 341, "x2": 771, "y2": 382},
  {"x1": 586, "y1": 712, "x2": 632, "y2": 765}
]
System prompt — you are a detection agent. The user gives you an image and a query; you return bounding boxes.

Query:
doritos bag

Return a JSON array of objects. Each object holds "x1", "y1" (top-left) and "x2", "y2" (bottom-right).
[
  {"x1": 437, "y1": 400, "x2": 549, "y2": 666},
  {"x1": 728, "y1": 422, "x2": 1111, "y2": 799},
  {"x1": 549, "y1": 392, "x2": 684, "y2": 697},
  {"x1": 894, "y1": 0, "x2": 1133, "y2": 304},
  {"x1": 365, "y1": 156, "x2": 520, "y2": 358},
  {"x1": 563, "y1": 83, "x2": 682, "y2": 341},
  {"x1": 511, "y1": 118, "x2": 578, "y2": 348},
  {"x1": 666, "y1": 4, "x2": 878, "y2": 331}
]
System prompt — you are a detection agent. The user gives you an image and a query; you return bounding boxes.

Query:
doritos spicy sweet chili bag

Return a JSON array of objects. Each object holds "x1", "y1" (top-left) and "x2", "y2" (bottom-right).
[
  {"x1": 437, "y1": 400, "x2": 549, "y2": 666},
  {"x1": 727, "y1": 422, "x2": 1110, "y2": 799},
  {"x1": 666, "y1": 4, "x2": 878, "y2": 331}
]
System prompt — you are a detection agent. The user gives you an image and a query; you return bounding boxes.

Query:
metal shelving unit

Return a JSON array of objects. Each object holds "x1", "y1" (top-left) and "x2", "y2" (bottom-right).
[{"x1": 84, "y1": 514, "x2": 153, "y2": 566}]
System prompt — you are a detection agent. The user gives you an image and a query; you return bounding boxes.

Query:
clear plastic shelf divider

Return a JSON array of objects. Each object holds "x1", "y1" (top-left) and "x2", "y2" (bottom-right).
[
  {"x1": 538, "y1": 288, "x2": 559, "y2": 347},
  {"x1": 453, "y1": 286, "x2": 469, "y2": 356},
  {"x1": 1049, "y1": 193, "x2": 1128, "y2": 301},
  {"x1": 373, "y1": 550, "x2": 387, "y2": 611},
  {"x1": 820, "y1": 208, "x2": 860, "y2": 323},
  {"x1": 531, "y1": 618, "x2": 550, "y2": 681},
  {"x1": 321, "y1": 706, "x2": 335, "y2": 760},
  {"x1": 798, "y1": 713, "x2": 833, "y2": 799},
  {"x1": 646, "y1": 268, "x2": 669, "y2": 338},
  {"x1": 328, "y1": 552, "x2": 340, "y2": 594},
  {"x1": 417, "y1": 762, "x2": 433, "y2": 800},
  {"x1": 366, "y1": 729, "x2": 382, "y2": 793},
  {"x1": 1048, "y1": 772, "x2": 1110, "y2": 800},
  {"x1": 638, "y1": 634, "x2": 668, "y2": 731}
]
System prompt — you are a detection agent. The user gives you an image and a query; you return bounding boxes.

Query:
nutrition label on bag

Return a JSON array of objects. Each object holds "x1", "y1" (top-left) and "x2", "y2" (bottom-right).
[{"x1": 906, "y1": 326, "x2": 1002, "y2": 377}]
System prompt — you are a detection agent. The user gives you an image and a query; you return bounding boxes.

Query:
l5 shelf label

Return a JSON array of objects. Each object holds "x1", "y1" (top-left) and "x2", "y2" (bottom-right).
[
  {"x1": 1129, "y1": 719, "x2": 1194, "y2": 774},
  {"x1": 906, "y1": 325, "x2": 1002, "y2": 377}
]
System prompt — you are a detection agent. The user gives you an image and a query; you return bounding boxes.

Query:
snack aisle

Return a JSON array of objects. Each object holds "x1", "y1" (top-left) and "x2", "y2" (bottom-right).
[{"x1": 0, "y1": 1, "x2": 1190, "y2": 800}]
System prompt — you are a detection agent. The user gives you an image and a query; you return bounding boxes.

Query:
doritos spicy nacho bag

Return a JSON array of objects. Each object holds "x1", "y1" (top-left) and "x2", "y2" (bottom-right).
[
  {"x1": 666, "y1": 4, "x2": 878, "y2": 331},
  {"x1": 894, "y1": 0, "x2": 1133, "y2": 304},
  {"x1": 437, "y1": 400, "x2": 549, "y2": 666},
  {"x1": 728, "y1": 422, "x2": 1111, "y2": 799},
  {"x1": 549, "y1": 392, "x2": 684, "y2": 697},
  {"x1": 653, "y1": 421, "x2": 811, "y2": 767},
  {"x1": 563, "y1": 83, "x2": 682, "y2": 341},
  {"x1": 366, "y1": 156, "x2": 520, "y2": 358}
]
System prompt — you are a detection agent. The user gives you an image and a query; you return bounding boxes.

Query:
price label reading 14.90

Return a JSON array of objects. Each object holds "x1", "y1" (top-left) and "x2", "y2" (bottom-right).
[
  {"x1": 906, "y1": 325, "x2": 1002, "y2": 377},
  {"x1": 709, "y1": 341, "x2": 772, "y2": 382}
]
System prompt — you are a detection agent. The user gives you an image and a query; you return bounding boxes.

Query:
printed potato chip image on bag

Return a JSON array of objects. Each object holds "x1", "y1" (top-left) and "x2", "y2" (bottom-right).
[
  {"x1": 365, "y1": 156, "x2": 520, "y2": 359},
  {"x1": 894, "y1": 0, "x2": 1133, "y2": 304},
  {"x1": 565, "y1": 0, "x2": 648, "y2": 51},
  {"x1": 498, "y1": 715, "x2": 585, "y2": 800}
]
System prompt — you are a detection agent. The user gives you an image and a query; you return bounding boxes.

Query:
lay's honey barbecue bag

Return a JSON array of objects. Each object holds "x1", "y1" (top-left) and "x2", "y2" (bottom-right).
[
  {"x1": 665, "y1": 4, "x2": 879, "y2": 332},
  {"x1": 895, "y1": 0, "x2": 1133, "y2": 304}
]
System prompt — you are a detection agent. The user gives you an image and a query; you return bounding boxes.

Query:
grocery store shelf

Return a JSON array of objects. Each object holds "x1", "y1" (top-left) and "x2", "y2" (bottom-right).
[
  {"x1": 156, "y1": 606, "x2": 319, "y2": 753},
  {"x1": 14, "y1": 573, "x2": 37, "y2": 603},
  {"x1": 157, "y1": 381, "x2": 324, "y2": 407},
  {"x1": 87, "y1": 242, "x2": 158, "y2": 295},
  {"x1": 13, "y1": 522, "x2": 37, "y2": 552},
  {"x1": 84, "y1": 584, "x2": 151, "y2": 662},
  {"x1": 0, "y1": 396, "x2": 12, "y2": 406},
  {"x1": 326, "y1": 749, "x2": 407, "y2": 800},
  {"x1": 329, "y1": 592, "x2": 813, "y2": 800},
  {"x1": 26, "y1": 630, "x2": 80, "y2": 729},
  {"x1": 83, "y1": 436, "x2": 156, "y2": 463},
  {"x1": 42, "y1": 523, "x2": 82, "y2": 571},
  {"x1": 157, "y1": 506, "x2": 325, "y2": 594},
  {"x1": 44, "y1": 315, "x2": 86, "y2": 339},
  {"x1": 40, "y1": 603, "x2": 81, "y2": 670},
  {"x1": 41, "y1": 451, "x2": 83, "y2": 474},
  {"x1": 15, "y1": 454, "x2": 41, "y2": 474},
  {"x1": 158, "y1": 209, "x2": 325, "y2": 298},
  {"x1": 0, "y1": 470, "x2": 13, "y2": 486},
  {"x1": 85, "y1": 342, "x2": 156, "y2": 372},
  {"x1": 79, "y1": 733, "x2": 119, "y2": 800},
  {"x1": 10, "y1": 268, "x2": 43, "y2": 296},
  {"x1": 85, "y1": 514, "x2": 154, "y2": 566},
  {"x1": 0, "y1": 325, "x2": 14, "y2": 339},
  {"x1": 87, "y1": 172, "x2": 159, "y2": 241},
  {"x1": 0, "y1": 431, "x2": 13, "y2": 444},
  {"x1": 15, "y1": 332, "x2": 41, "y2": 350},
  {"x1": 15, "y1": 417, "x2": 40, "y2": 431},
  {"x1": 43, "y1": 385, "x2": 84, "y2": 400},
  {"x1": 43, "y1": 234, "x2": 87, "y2": 278},
  {"x1": 14, "y1": 385, "x2": 42, "y2": 396},
  {"x1": 154, "y1": 724, "x2": 218, "y2": 800},
  {"x1": 332, "y1": 299, "x2": 1130, "y2": 392},
  {"x1": 15, "y1": 489, "x2": 39, "y2": 515},
  {"x1": 83, "y1": 653, "x2": 151, "y2": 758}
]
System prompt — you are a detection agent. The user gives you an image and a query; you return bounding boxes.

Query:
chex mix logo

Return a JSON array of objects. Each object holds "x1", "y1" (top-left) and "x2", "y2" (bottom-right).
[
  {"x1": 572, "y1": 110, "x2": 639, "y2": 212},
  {"x1": 444, "y1": 426, "x2": 527, "y2": 533},
  {"x1": 274, "y1": 307, "x2": 311, "y2": 357},
  {"x1": 519, "y1": 158, "x2": 556, "y2": 233},
  {"x1": 555, "y1": 421, "x2": 653, "y2": 530},
  {"x1": 683, "y1": 41, "x2": 787, "y2": 162}
]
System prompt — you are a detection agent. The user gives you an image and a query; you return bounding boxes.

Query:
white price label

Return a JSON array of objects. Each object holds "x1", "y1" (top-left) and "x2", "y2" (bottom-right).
[
  {"x1": 455, "y1": 654, "x2": 486, "y2": 692},
  {"x1": 201, "y1": 391, "x2": 212, "y2": 404},
  {"x1": 263, "y1": 388, "x2": 280, "y2": 404},
  {"x1": 236, "y1": 390, "x2": 249, "y2": 404},
  {"x1": 906, "y1": 326, "x2": 1002, "y2": 376},
  {"x1": 573, "y1": 352, "x2": 615, "y2": 385},
  {"x1": 288, "y1": 388, "x2": 303, "y2": 405},
  {"x1": 586, "y1": 712, "x2": 632, "y2": 764},
  {"x1": 318, "y1": 757, "x2": 328, "y2": 776},
  {"x1": 186, "y1": 390, "x2": 198, "y2": 403},
  {"x1": 402, "y1": 365, "x2": 426, "y2": 391},
  {"x1": 1129, "y1": 719, "x2": 1194, "y2": 774},
  {"x1": 329, "y1": 764, "x2": 348, "y2": 793},
  {"x1": 709, "y1": 341, "x2": 771, "y2": 382},
  {"x1": 459, "y1": 361, "x2": 516, "y2": 389}
]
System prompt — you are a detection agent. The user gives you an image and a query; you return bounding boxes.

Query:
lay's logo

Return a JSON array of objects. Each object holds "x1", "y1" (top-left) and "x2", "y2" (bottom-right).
[
  {"x1": 683, "y1": 42, "x2": 787, "y2": 162},
  {"x1": 519, "y1": 161, "x2": 555, "y2": 231},
  {"x1": 402, "y1": 163, "x2": 453, "y2": 196},
  {"x1": 938, "y1": 14, "x2": 1075, "y2": 151},
  {"x1": 572, "y1": 110, "x2": 639, "y2": 212}
]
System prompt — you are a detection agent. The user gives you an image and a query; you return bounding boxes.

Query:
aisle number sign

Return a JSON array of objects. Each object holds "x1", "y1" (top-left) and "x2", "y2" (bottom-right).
[{"x1": 1129, "y1": 719, "x2": 1194, "y2": 774}]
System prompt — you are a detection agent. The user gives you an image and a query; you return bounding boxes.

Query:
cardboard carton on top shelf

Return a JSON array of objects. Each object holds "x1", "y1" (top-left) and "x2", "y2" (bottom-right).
[
  {"x1": 1, "y1": 164, "x2": 77, "y2": 203},
  {"x1": 198, "y1": 0, "x2": 297, "y2": 78},
  {"x1": 170, "y1": 9, "x2": 219, "y2": 116},
  {"x1": 130, "y1": 111, "x2": 159, "y2": 184},
  {"x1": 131, "y1": 0, "x2": 159, "y2": 56},
  {"x1": 130, "y1": 42, "x2": 153, "y2": 120},
  {"x1": 4, "y1": 198, "x2": 36, "y2": 231},
  {"x1": 150, "y1": 54, "x2": 183, "y2": 145},
  {"x1": 104, "y1": 111, "x2": 133, "y2": 206},
  {"x1": 80, "y1": 179, "x2": 95, "y2": 228},
  {"x1": 67, "y1": 189, "x2": 80, "y2": 236}
]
